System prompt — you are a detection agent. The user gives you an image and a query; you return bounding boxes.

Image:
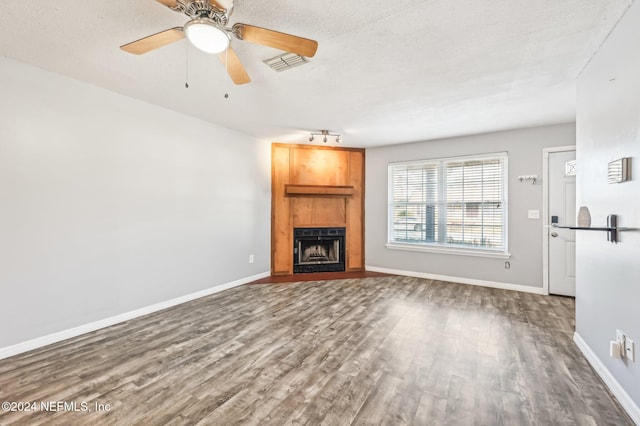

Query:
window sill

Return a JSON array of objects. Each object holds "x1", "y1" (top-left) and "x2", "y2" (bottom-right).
[{"x1": 385, "y1": 242, "x2": 511, "y2": 259}]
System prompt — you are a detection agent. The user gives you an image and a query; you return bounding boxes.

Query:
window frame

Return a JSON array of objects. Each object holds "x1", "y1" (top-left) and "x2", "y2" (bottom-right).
[{"x1": 386, "y1": 152, "x2": 510, "y2": 259}]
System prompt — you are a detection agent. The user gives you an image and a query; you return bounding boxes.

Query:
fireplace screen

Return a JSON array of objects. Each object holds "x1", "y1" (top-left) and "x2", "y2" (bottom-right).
[
  {"x1": 293, "y1": 227, "x2": 346, "y2": 273},
  {"x1": 299, "y1": 240, "x2": 339, "y2": 264}
]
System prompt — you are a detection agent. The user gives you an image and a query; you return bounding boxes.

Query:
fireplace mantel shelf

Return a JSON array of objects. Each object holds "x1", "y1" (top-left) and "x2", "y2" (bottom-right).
[{"x1": 285, "y1": 184, "x2": 355, "y2": 197}]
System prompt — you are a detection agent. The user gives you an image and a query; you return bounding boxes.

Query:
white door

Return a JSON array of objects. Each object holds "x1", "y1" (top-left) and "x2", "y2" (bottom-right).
[{"x1": 548, "y1": 150, "x2": 576, "y2": 296}]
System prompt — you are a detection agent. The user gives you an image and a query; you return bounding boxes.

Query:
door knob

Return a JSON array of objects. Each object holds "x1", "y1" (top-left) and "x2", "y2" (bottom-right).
[{"x1": 551, "y1": 232, "x2": 558, "y2": 237}]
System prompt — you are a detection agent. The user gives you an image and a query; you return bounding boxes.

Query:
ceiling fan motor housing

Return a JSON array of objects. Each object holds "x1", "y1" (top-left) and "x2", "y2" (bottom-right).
[{"x1": 183, "y1": 1, "x2": 229, "y2": 25}]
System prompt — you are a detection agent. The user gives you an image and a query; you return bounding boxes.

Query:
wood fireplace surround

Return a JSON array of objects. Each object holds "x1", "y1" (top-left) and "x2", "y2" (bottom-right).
[{"x1": 271, "y1": 143, "x2": 365, "y2": 275}]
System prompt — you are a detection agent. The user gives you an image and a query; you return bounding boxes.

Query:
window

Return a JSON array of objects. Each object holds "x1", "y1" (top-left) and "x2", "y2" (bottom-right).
[{"x1": 388, "y1": 152, "x2": 508, "y2": 256}]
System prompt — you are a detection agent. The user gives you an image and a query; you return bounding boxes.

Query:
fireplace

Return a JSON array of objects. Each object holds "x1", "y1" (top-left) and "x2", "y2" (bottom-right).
[{"x1": 293, "y1": 227, "x2": 346, "y2": 273}]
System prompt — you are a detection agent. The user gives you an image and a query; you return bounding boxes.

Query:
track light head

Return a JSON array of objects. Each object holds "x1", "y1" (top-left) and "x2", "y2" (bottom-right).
[
  {"x1": 309, "y1": 135, "x2": 314, "y2": 142},
  {"x1": 323, "y1": 136, "x2": 328, "y2": 143}
]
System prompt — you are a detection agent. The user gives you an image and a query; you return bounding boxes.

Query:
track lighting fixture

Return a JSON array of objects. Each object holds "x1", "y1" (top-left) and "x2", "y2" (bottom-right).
[{"x1": 308, "y1": 130, "x2": 342, "y2": 144}]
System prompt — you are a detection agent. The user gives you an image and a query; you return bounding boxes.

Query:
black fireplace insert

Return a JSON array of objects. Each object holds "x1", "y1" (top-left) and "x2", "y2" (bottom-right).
[{"x1": 293, "y1": 227, "x2": 346, "y2": 273}]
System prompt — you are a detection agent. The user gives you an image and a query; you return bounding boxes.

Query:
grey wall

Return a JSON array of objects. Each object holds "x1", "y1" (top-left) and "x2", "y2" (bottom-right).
[
  {"x1": 0, "y1": 57, "x2": 271, "y2": 349},
  {"x1": 576, "y1": 0, "x2": 640, "y2": 407},
  {"x1": 366, "y1": 123, "x2": 575, "y2": 288}
]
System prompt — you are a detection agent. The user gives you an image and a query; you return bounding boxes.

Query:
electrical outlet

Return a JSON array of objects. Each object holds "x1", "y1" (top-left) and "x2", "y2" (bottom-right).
[
  {"x1": 625, "y1": 338, "x2": 635, "y2": 362},
  {"x1": 249, "y1": 254, "x2": 255, "y2": 264},
  {"x1": 504, "y1": 261, "x2": 511, "y2": 269}
]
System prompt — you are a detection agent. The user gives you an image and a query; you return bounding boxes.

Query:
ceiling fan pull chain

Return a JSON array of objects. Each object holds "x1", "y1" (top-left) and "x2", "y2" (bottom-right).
[
  {"x1": 224, "y1": 47, "x2": 229, "y2": 99},
  {"x1": 185, "y1": 42, "x2": 190, "y2": 88}
]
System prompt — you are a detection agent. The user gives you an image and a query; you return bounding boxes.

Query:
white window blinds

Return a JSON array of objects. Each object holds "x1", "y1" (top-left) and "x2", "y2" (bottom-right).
[{"x1": 389, "y1": 153, "x2": 507, "y2": 252}]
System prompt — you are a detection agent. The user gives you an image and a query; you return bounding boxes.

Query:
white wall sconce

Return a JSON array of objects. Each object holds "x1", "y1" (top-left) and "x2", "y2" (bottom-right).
[
  {"x1": 309, "y1": 130, "x2": 341, "y2": 143},
  {"x1": 608, "y1": 157, "x2": 631, "y2": 183},
  {"x1": 518, "y1": 175, "x2": 538, "y2": 184}
]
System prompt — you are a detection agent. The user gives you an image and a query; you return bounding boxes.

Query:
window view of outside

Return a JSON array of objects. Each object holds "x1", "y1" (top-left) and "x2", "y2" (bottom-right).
[{"x1": 389, "y1": 155, "x2": 506, "y2": 251}]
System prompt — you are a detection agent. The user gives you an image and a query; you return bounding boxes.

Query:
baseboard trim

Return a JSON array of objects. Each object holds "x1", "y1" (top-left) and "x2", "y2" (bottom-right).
[
  {"x1": 573, "y1": 332, "x2": 640, "y2": 425},
  {"x1": 0, "y1": 271, "x2": 270, "y2": 361},
  {"x1": 365, "y1": 265, "x2": 546, "y2": 295}
]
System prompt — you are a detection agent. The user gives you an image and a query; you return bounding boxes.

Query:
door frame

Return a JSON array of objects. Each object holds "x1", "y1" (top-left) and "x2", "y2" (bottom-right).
[{"x1": 542, "y1": 145, "x2": 576, "y2": 295}]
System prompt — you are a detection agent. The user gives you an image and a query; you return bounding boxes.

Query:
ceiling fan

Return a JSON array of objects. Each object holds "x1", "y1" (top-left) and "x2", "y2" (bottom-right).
[{"x1": 120, "y1": 0, "x2": 319, "y2": 85}]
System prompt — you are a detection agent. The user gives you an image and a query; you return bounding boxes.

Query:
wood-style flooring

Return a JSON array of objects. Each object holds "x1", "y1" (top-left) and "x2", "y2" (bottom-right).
[{"x1": 0, "y1": 276, "x2": 633, "y2": 425}]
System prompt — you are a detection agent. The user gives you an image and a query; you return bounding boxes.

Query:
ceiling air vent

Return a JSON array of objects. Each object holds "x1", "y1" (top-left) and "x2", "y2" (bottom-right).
[{"x1": 263, "y1": 52, "x2": 309, "y2": 72}]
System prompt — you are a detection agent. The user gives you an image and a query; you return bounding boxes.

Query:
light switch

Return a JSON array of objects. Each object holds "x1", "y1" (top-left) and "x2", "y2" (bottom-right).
[{"x1": 528, "y1": 210, "x2": 540, "y2": 219}]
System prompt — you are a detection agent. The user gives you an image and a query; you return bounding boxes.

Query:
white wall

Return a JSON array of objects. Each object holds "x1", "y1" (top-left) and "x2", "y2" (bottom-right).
[
  {"x1": 0, "y1": 57, "x2": 271, "y2": 350},
  {"x1": 576, "y1": 0, "x2": 640, "y2": 414},
  {"x1": 365, "y1": 124, "x2": 575, "y2": 289}
]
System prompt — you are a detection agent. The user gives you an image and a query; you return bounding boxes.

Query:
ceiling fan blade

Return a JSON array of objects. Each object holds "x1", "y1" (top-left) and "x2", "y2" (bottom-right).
[
  {"x1": 218, "y1": 47, "x2": 251, "y2": 85},
  {"x1": 209, "y1": 0, "x2": 226, "y2": 10},
  {"x1": 120, "y1": 28, "x2": 184, "y2": 55},
  {"x1": 155, "y1": 0, "x2": 180, "y2": 8},
  {"x1": 233, "y1": 23, "x2": 318, "y2": 58}
]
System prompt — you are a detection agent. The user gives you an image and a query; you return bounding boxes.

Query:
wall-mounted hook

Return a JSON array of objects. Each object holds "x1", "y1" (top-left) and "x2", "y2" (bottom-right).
[{"x1": 517, "y1": 175, "x2": 538, "y2": 184}]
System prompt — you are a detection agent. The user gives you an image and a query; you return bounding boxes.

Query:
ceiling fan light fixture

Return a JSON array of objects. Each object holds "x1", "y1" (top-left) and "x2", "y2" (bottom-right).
[{"x1": 184, "y1": 18, "x2": 230, "y2": 54}]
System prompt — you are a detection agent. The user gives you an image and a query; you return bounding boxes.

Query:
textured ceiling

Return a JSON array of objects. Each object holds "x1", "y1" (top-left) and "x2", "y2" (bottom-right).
[{"x1": 0, "y1": 0, "x2": 632, "y2": 147}]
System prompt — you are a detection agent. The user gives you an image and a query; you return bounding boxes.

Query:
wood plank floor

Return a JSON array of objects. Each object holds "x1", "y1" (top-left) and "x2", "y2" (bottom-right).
[{"x1": 0, "y1": 276, "x2": 633, "y2": 425}]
